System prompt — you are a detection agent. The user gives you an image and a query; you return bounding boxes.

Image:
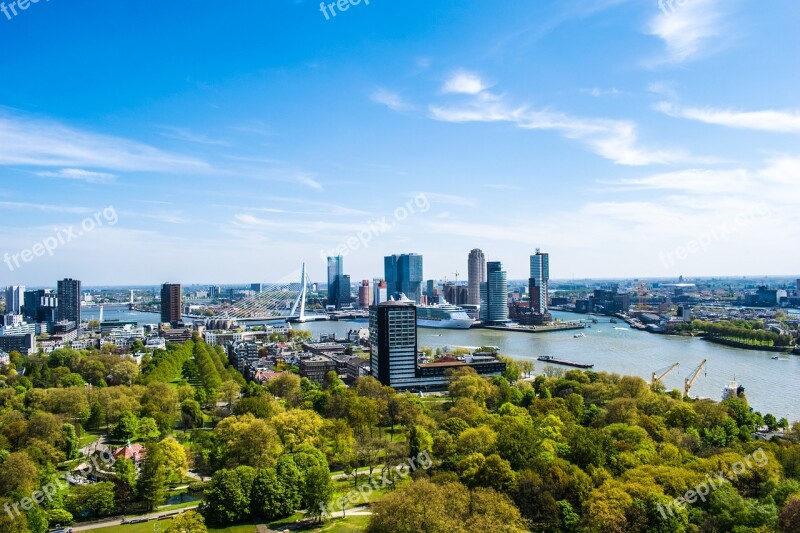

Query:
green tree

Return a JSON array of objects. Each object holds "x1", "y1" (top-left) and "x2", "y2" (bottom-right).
[
  {"x1": 200, "y1": 467, "x2": 256, "y2": 524},
  {"x1": 165, "y1": 511, "x2": 207, "y2": 533},
  {"x1": 303, "y1": 465, "x2": 334, "y2": 523}
]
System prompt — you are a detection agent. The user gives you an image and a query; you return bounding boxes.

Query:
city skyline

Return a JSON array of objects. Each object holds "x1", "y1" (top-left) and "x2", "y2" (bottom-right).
[{"x1": 1, "y1": 1, "x2": 799, "y2": 285}]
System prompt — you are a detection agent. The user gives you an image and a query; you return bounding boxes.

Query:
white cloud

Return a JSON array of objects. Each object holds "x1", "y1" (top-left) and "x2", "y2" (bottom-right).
[
  {"x1": 656, "y1": 102, "x2": 800, "y2": 133},
  {"x1": 646, "y1": 0, "x2": 725, "y2": 64},
  {"x1": 442, "y1": 70, "x2": 490, "y2": 95},
  {"x1": 36, "y1": 168, "x2": 117, "y2": 184},
  {"x1": 430, "y1": 93, "x2": 686, "y2": 166},
  {"x1": 0, "y1": 201, "x2": 92, "y2": 214},
  {"x1": 421, "y1": 192, "x2": 477, "y2": 207},
  {"x1": 0, "y1": 111, "x2": 208, "y2": 173},
  {"x1": 371, "y1": 89, "x2": 414, "y2": 111}
]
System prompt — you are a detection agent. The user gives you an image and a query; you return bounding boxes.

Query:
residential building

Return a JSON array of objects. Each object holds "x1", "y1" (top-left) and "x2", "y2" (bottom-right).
[
  {"x1": 160, "y1": 283, "x2": 182, "y2": 325},
  {"x1": 57, "y1": 278, "x2": 81, "y2": 324},
  {"x1": 0, "y1": 333, "x2": 36, "y2": 355},
  {"x1": 481, "y1": 261, "x2": 509, "y2": 324},
  {"x1": 4, "y1": 286, "x2": 24, "y2": 314},
  {"x1": 468, "y1": 249, "x2": 486, "y2": 306},
  {"x1": 443, "y1": 284, "x2": 469, "y2": 306},
  {"x1": 529, "y1": 249, "x2": 550, "y2": 314},
  {"x1": 358, "y1": 280, "x2": 372, "y2": 309},
  {"x1": 370, "y1": 300, "x2": 417, "y2": 388}
]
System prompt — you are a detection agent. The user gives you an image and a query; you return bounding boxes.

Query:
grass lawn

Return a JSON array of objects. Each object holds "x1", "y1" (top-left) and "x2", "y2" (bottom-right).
[{"x1": 90, "y1": 516, "x2": 369, "y2": 533}]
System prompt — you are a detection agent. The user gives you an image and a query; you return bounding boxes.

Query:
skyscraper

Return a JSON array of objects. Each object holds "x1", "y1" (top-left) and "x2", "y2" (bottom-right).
[
  {"x1": 161, "y1": 283, "x2": 182, "y2": 326},
  {"x1": 468, "y1": 249, "x2": 486, "y2": 306},
  {"x1": 358, "y1": 280, "x2": 372, "y2": 309},
  {"x1": 334, "y1": 274, "x2": 352, "y2": 309},
  {"x1": 481, "y1": 261, "x2": 509, "y2": 324},
  {"x1": 23, "y1": 289, "x2": 58, "y2": 323},
  {"x1": 56, "y1": 278, "x2": 81, "y2": 324},
  {"x1": 4, "y1": 286, "x2": 25, "y2": 314},
  {"x1": 384, "y1": 253, "x2": 423, "y2": 303},
  {"x1": 529, "y1": 249, "x2": 550, "y2": 314},
  {"x1": 327, "y1": 256, "x2": 344, "y2": 308},
  {"x1": 370, "y1": 300, "x2": 417, "y2": 388},
  {"x1": 373, "y1": 279, "x2": 388, "y2": 305}
]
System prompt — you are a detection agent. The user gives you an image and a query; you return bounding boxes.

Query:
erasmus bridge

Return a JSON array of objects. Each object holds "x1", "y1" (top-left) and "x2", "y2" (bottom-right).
[{"x1": 214, "y1": 263, "x2": 327, "y2": 323}]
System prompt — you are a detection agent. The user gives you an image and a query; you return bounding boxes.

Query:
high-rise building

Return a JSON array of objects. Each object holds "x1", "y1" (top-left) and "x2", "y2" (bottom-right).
[
  {"x1": 373, "y1": 279, "x2": 388, "y2": 305},
  {"x1": 481, "y1": 262, "x2": 509, "y2": 324},
  {"x1": 370, "y1": 300, "x2": 417, "y2": 388},
  {"x1": 468, "y1": 249, "x2": 486, "y2": 306},
  {"x1": 443, "y1": 284, "x2": 469, "y2": 306},
  {"x1": 23, "y1": 289, "x2": 58, "y2": 323},
  {"x1": 384, "y1": 253, "x2": 423, "y2": 303},
  {"x1": 209, "y1": 286, "x2": 221, "y2": 298},
  {"x1": 4, "y1": 286, "x2": 25, "y2": 314},
  {"x1": 529, "y1": 249, "x2": 550, "y2": 314},
  {"x1": 358, "y1": 280, "x2": 372, "y2": 309},
  {"x1": 56, "y1": 279, "x2": 81, "y2": 324},
  {"x1": 250, "y1": 283, "x2": 263, "y2": 294},
  {"x1": 327, "y1": 256, "x2": 343, "y2": 300},
  {"x1": 335, "y1": 274, "x2": 352, "y2": 309},
  {"x1": 160, "y1": 283, "x2": 182, "y2": 325}
]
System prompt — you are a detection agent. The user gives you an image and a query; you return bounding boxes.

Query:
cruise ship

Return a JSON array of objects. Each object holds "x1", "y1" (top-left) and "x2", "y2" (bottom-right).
[{"x1": 416, "y1": 299, "x2": 476, "y2": 329}]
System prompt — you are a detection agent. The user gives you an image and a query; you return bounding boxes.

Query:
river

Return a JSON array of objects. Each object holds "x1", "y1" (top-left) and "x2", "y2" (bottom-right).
[{"x1": 81, "y1": 307, "x2": 799, "y2": 422}]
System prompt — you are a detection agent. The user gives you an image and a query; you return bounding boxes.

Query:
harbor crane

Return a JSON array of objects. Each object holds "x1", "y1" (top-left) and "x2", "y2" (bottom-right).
[
  {"x1": 651, "y1": 362, "x2": 680, "y2": 387},
  {"x1": 684, "y1": 359, "x2": 707, "y2": 397}
]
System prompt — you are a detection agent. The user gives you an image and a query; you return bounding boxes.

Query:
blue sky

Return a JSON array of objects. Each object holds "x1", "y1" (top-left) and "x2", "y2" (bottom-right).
[{"x1": 1, "y1": 0, "x2": 798, "y2": 285}]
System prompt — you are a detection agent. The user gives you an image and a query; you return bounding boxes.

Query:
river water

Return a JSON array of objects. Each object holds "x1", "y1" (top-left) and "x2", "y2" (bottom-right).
[{"x1": 83, "y1": 307, "x2": 800, "y2": 422}]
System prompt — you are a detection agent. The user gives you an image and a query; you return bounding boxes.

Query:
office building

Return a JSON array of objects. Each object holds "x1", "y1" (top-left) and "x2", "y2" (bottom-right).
[
  {"x1": 384, "y1": 253, "x2": 423, "y2": 303},
  {"x1": 0, "y1": 333, "x2": 36, "y2": 355},
  {"x1": 358, "y1": 280, "x2": 372, "y2": 309},
  {"x1": 4, "y1": 286, "x2": 24, "y2": 314},
  {"x1": 327, "y1": 256, "x2": 343, "y2": 300},
  {"x1": 370, "y1": 300, "x2": 417, "y2": 388},
  {"x1": 161, "y1": 283, "x2": 182, "y2": 325},
  {"x1": 23, "y1": 289, "x2": 58, "y2": 323},
  {"x1": 370, "y1": 300, "x2": 506, "y2": 390},
  {"x1": 250, "y1": 283, "x2": 263, "y2": 294},
  {"x1": 481, "y1": 261, "x2": 509, "y2": 324},
  {"x1": 468, "y1": 249, "x2": 486, "y2": 306},
  {"x1": 529, "y1": 249, "x2": 550, "y2": 314},
  {"x1": 57, "y1": 278, "x2": 81, "y2": 324},
  {"x1": 373, "y1": 279, "x2": 388, "y2": 305},
  {"x1": 334, "y1": 274, "x2": 352, "y2": 309}
]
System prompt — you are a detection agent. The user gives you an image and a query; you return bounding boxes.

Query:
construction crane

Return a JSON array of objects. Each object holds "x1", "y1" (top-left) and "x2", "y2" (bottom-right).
[
  {"x1": 684, "y1": 359, "x2": 707, "y2": 397},
  {"x1": 453, "y1": 271, "x2": 461, "y2": 285},
  {"x1": 651, "y1": 362, "x2": 680, "y2": 387}
]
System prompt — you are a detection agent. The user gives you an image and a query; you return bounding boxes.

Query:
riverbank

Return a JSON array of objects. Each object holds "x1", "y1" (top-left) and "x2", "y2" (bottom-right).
[{"x1": 702, "y1": 336, "x2": 795, "y2": 353}]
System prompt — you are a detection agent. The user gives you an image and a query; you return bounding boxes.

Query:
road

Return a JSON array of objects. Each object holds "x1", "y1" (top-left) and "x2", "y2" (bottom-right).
[{"x1": 71, "y1": 505, "x2": 199, "y2": 531}]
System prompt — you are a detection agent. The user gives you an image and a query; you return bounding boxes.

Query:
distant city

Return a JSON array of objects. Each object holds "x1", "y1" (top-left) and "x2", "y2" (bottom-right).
[{"x1": 2, "y1": 248, "x2": 799, "y2": 394}]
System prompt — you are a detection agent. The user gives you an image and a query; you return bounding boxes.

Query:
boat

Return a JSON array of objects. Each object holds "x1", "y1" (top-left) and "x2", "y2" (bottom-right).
[
  {"x1": 771, "y1": 356, "x2": 780, "y2": 360},
  {"x1": 537, "y1": 355, "x2": 594, "y2": 369},
  {"x1": 721, "y1": 378, "x2": 745, "y2": 401},
  {"x1": 415, "y1": 298, "x2": 476, "y2": 329},
  {"x1": 574, "y1": 333, "x2": 586, "y2": 338}
]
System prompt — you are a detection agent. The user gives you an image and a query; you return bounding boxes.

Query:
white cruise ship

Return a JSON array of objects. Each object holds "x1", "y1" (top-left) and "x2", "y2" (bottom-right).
[{"x1": 416, "y1": 299, "x2": 476, "y2": 329}]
